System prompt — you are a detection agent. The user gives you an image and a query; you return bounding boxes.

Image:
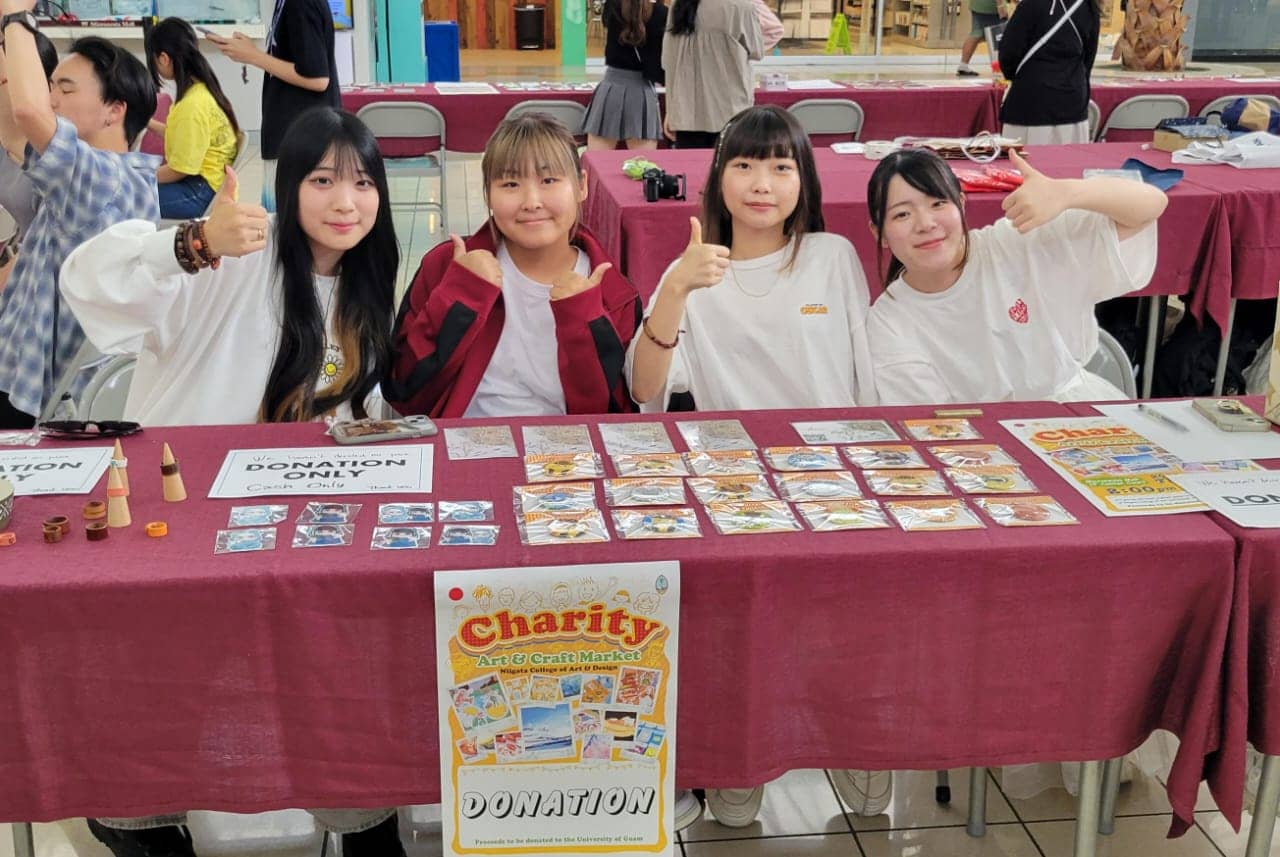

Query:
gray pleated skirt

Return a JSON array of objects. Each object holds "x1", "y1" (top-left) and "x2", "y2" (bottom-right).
[{"x1": 584, "y1": 67, "x2": 661, "y2": 141}]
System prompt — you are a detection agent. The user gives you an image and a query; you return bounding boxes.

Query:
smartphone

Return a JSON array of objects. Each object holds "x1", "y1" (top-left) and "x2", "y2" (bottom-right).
[
  {"x1": 1192, "y1": 398, "x2": 1272, "y2": 433},
  {"x1": 331, "y1": 415, "x2": 438, "y2": 445},
  {"x1": 195, "y1": 26, "x2": 220, "y2": 39}
]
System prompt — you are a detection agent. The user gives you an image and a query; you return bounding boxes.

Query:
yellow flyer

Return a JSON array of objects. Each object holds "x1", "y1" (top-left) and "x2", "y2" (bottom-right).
[
  {"x1": 435, "y1": 561, "x2": 680, "y2": 856},
  {"x1": 1000, "y1": 416, "x2": 1256, "y2": 516}
]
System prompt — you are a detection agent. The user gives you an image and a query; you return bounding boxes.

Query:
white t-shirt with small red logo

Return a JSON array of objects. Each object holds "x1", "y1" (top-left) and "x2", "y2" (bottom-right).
[
  {"x1": 626, "y1": 232, "x2": 876, "y2": 411},
  {"x1": 867, "y1": 210, "x2": 1157, "y2": 405}
]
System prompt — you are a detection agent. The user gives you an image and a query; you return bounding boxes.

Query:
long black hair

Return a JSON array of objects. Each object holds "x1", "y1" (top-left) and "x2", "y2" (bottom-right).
[
  {"x1": 670, "y1": 0, "x2": 700, "y2": 35},
  {"x1": 866, "y1": 148, "x2": 970, "y2": 288},
  {"x1": 146, "y1": 17, "x2": 240, "y2": 138},
  {"x1": 263, "y1": 107, "x2": 399, "y2": 423},
  {"x1": 702, "y1": 105, "x2": 823, "y2": 269}
]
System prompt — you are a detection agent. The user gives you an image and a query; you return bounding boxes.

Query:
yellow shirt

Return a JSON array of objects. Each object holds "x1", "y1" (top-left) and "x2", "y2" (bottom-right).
[{"x1": 164, "y1": 82, "x2": 237, "y2": 191}]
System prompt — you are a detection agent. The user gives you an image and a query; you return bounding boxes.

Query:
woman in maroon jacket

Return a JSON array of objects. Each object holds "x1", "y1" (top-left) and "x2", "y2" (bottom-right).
[{"x1": 387, "y1": 113, "x2": 641, "y2": 418}]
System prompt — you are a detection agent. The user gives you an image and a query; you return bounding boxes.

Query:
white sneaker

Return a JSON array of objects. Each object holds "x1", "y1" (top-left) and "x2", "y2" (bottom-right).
[
  {"x1": 829, "y1": 769, "x2": 893, "y2": 816},
  {"x1": 705, "y1": 787, "x2": 764, "y2": 827},
  {"x1": 674, "y1": 789, "x2": 705, "y2": 832}
]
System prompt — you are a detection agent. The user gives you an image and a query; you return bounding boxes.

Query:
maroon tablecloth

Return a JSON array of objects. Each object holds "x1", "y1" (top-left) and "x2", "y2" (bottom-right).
[
  {"x1": 341, "y1": 82, "x2": 1001, "y2": 155},
  {"x1": 1091, "y1": 78, "x2": 1280, "y2": 142},
  {"x1": 581, "y1": 144, "x2": 1232, "y2": 331},
  {"x1": 0, "y1": 404, "x2": 1241, "y2": 836}
]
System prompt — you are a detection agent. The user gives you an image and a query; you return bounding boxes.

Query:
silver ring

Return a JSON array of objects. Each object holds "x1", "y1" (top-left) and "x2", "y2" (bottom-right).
[{"x1": 257, "y1": 228, "x2": 265, "y2": 241}]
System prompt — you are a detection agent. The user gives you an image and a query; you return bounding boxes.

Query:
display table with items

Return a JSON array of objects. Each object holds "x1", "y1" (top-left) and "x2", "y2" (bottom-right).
[
  {"x1": 0, "y1": 402, "x2": 1245, "y2": 856},
  {"x1": 340, "y1": 80, "x2": 1002, "y2": 155},
  {"x1": 1090, "y1": 77, "x2": 1280, "y2": 141}
]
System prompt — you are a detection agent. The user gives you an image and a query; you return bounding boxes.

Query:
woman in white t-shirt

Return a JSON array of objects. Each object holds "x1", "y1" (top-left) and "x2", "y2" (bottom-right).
[
  {"x1": 865, "y1": 147, "x2": 1165, "y2": 405},
  {"x1": 627, "y1": 104, "x2": 882, "y2": 831},
  {"x1": 60, "y1": 107, "x2": 415, "y2": 856}
]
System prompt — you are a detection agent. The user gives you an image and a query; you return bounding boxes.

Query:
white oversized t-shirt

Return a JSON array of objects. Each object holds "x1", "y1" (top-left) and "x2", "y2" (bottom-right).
[
  {"x1": 625, "y1": 232, "x2": 876, "y2": 411},
  {"x1": 867, "y1": 210, "x2": 1157, "y2": 405},
  {"x1": 463, "y1": 244, "x2": 589, "y2": 418}
]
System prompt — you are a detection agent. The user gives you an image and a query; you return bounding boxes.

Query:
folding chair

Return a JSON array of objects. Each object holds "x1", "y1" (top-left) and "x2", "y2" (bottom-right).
[
  {"x1": 1199, "y1": 93, "x2": 1280, "y2": 124},
  {"x1": 356, "y1": 101, "x2": 448, "y2": 223},
  {"x1": 1096, "y1": 94, "x2": 1189, "y2": 141},
  {"x1": 1087, "y1": 99, "x2": 1101, "y2": 142},
  {"x1": 39, "y1": 337, "x2": 106, "y2": 423},
  {"x1": 76, "y1": 354, "x2": 137, "y2": 421},
  {"x1": 503, "y1": 99, "x2": 590, "y2": 140},
  {"x1": 787, "y1": 98, "x2": 866, "y2": 142},
  {"x1": 1084, "y1": 327, "x2": 1137, "y2": 398}
]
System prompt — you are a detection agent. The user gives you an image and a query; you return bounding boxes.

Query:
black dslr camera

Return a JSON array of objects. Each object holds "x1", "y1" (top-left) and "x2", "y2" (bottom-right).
[{"x1": 642, "y1": 168, "x2": 686, "y2": 203}]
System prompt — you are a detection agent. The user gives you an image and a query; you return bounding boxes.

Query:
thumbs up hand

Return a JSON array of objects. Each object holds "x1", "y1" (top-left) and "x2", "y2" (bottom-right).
[
  {"x1": 1001, "y1": 149, "x2": 1067, "y2": 234},
  {"x1": 550, "y1": 262, "x2": 612, "y2": 301},
  {"x1": 449, "y1": 233, "x2": 503, "y2": 287},
  {"x1": 669, "y1": 217, "x2": 731, "y2": 296},
  {"x1": 201, "y1": 166, "x2": 270, "y2": 258}
]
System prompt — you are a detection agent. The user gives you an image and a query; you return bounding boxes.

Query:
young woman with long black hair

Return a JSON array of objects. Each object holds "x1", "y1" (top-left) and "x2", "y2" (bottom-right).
[
  {"x1": 584, "y1": 0, "x2": 667, "y2": 151},
  {"x1": 146, "y1": 17, "x2": 241, "y2": 218}
]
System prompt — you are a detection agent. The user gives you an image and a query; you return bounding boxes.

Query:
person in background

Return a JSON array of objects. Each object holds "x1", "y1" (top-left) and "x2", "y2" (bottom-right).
[
  {"x1": 0, "y1": 0, "x2": 158, "y2": 429},
  {"x1": 209, "y1": 0, "x2": 339, "y2": 210},
  {"x1": 999, "y1": 0, "x2": 1101, "y2": 144},
  {"x1": 0, "y1": 27, "x2": 56, "y2": 294},
  {"x1": 146, "y1": 17, "x2": 241, "y2": 219},
  {"x1": 584, "y1": 0, "x2": 667, "y2": 151},
  {"x1": 956, "y1": 0, "x2": 1003, "y2": 76},
  {"x1": 661, "y1": 0, "x2": 780, "y2": 148}
]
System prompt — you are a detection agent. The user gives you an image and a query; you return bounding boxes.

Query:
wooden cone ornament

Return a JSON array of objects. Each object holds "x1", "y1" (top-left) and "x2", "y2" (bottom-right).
[
  {"x1": 111, "y1": 438, "x2": 129, "y2": 495},
  {"x1": 106, "y1": 467, "x2": 131, "y2": 528},
  {"x1": 161, "y1": 443, "x2": 187, "y2": 503}
]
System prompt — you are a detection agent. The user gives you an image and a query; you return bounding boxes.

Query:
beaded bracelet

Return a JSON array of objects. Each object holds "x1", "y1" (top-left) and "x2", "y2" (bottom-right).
[
  {"x1": 173, "y1": 220, "x2": 200, "y2": 274},
  {"x1": 191, "y1": 219, "x2": 221, "y2": 270},
  {"x1": 642, "y1": 316, "x2": 678, "y2": 350}
]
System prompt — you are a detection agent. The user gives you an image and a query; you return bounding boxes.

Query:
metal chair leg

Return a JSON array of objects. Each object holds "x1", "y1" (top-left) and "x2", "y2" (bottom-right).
[
  {"x1": 1247, "y1": 753, "x2": 1280, "y2": 857},
  {"x1": 12, "y1": 822, "x2": 33, "y2": 857},
  {"x1": 1073, "y1": 761, "x2": 1103, "y2": 857},
  {"x1": 936, "y1": 769, "x2": 952, "y2": 803},
  {"x1": 1213, "y1": 298, "x2": 1237, "y2": 396},
  {"x1": 967, "y1": 767, "x2": 987, "y2": 837},
  {"x1": 1141, "y1": 295, "x2": 1166, "y2": 399},
  {"x1": 1099, "y1": 756, "x2": 1123, "y2": 836}
]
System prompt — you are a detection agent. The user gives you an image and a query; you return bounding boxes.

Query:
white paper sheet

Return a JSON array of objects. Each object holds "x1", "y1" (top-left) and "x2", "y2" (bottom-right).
[
  {"x1": 433, "y1": 82, "x2": 499, "y2": 95},
  {"x1": 208, "y1": 445, "x2": 433, "y2": 498},
  {"x1": 1094, "y1": 401, "x2": 1280, "y2": 462},
  {"x1": 1169, "y1": 471, "x2": 1280, "y2": 527},
  {"x1": 786, "y1": 78, "x2": 845, "y2": 90},
  {"x1": 0, "y1": 447, "x2": 112, "y2": 495}
]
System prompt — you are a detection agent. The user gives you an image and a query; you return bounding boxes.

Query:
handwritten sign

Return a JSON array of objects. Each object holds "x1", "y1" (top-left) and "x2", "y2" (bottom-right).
[
  {"x1": 208, "y1": 445, "x2": 433, "y2": 498},
  {"x1": 0, "y1": 447, "x2": 112, "y2": 495}
]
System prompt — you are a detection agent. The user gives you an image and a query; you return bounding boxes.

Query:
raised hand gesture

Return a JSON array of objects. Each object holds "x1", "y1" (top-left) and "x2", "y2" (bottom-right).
[
  {"x1": 450, "y1": 234, "x2": 503, "y2": 287},
  {"x1": 669, "y1": 217, "x2": 731, "y2": 295},
  {"x1": 550, "y1": 262, "x2": 612, "y2": 301},
  {"x1": 202, "y1": 166, "x2": 270, "y2": 259},
  {"x1": 1001, "y1": 150, "x2": 1069, "y2": 234}
]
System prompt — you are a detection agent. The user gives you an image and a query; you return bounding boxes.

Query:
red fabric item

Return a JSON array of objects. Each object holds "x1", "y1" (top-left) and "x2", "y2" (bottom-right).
[
  {"x1": 1091, "y1": 78, "x2": 1280, "y2": 142},
  {"x1": 387, "y1": 222, "x2": 640, "y2": 418},
  {"x1": 580, "y1": 145, "x2": 1234, "y2": 333},
  {"x1": 340, "y1": 83, "x2": 1001, "y2": 155},
  {"x1": 0, "y1": 403, "x2": 1243, "y2": 839}
]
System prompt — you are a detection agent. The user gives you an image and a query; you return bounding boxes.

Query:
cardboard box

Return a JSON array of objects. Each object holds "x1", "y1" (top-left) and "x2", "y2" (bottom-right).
[{"x1": 1153, "y1": 125, "x2": 1229, "y2": 152}]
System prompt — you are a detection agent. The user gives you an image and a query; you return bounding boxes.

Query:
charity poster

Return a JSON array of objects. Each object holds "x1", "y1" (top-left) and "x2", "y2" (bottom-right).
[
  {"x1": 999, "y1": 416, "x2": 1250, "y2": 516},
  {"x1": 0, "y1": 446, "x2": 112, "y2": 495},
  {"x1": 435, "y1": 561, "x2": 679, "y2": 857},
  {"x1": 207, "y1": 445, "x2": 433, "y2": 498}
]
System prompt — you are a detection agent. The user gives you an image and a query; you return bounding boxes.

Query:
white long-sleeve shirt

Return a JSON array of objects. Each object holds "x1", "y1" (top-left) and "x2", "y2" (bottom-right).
[{"x1": 60, "y1": 218, "x2": 368, "y2": 427}]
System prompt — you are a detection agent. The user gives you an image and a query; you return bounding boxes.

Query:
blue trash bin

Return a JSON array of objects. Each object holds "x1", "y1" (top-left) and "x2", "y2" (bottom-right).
[{"x1": 425, "y1": 21, "x2": 461, "y2": 83}]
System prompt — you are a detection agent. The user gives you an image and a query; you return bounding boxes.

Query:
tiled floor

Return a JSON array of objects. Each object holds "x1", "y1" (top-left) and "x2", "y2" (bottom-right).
[{"x1": 3, "y1": 767, "x2": 1276, "y2": 856}]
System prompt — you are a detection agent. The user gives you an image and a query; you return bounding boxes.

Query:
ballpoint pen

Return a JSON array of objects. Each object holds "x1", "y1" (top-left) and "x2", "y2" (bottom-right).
[{"x1": 1137, "y1": 403, "x2": 1190, "y2": 433}]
